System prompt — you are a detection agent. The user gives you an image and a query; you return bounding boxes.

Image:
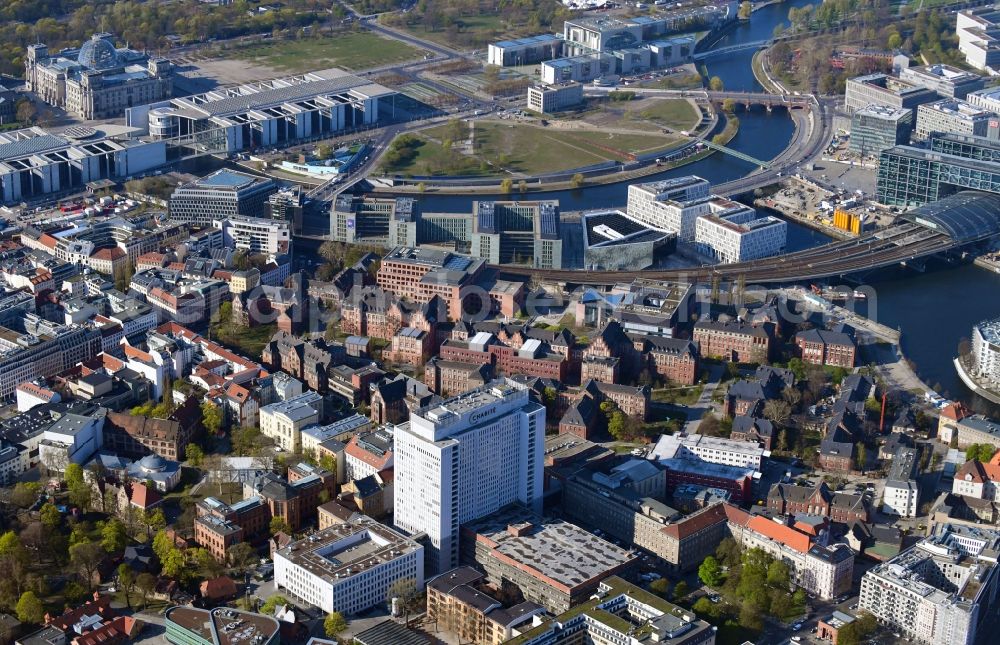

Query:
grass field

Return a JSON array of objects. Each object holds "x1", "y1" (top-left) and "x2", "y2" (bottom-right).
[
  {"x1": 629, "y1": 99, "x2": 701, "y2": 131},
  {"x1": 389, "y1": 14, "x2": 512, "y2": 50},
  {"x1": 381, "y1": 121, "x2": 682, "y2": 176},
  {"x1": 232, "y1": 33, "x2": 424, "y2": 72}
]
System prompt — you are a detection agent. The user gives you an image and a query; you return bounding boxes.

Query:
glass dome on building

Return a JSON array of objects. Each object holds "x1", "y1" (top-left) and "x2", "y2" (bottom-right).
[{"x1": 77, "y1": 34, "x2": 120, "y2": 70}]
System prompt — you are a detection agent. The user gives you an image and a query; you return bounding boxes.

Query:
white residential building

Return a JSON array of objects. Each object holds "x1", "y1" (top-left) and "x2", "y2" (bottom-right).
[
  {"x1": 394, "y1": 380, "x2": 545, "y2": 574},
  {"x1": 259, "y1": 391, "x2": 323, "y2": 453},
  {"x1": 273, "y1": 515, "x2": 423, "y2": 615},
  {"x1": 882, "y1": 446, "x2": 919, "y2": 517},
  {"x1": 651, "y1": 432, "x2": 768, "y2": 470},
  {"x1": 694, "y1": 199, "x2": 787, "y2": 264},
  {"x1": 344, "y1": 427, "x2": 394, "y2": 482},
  {"x1": 859, "y1": 524, "x2": 1000, "y2": 645},
  {"x1": 972, "y1": 317, "x2": 1000, "y2": 387},
  {"x1": 213, "y1": 216, "x2": 290, "y2": 256}
]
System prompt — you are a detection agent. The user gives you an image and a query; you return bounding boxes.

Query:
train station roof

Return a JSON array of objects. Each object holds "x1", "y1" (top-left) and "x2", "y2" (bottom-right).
[{"x1": 903, "y1": 191, "x2": 1000, "y2": 242}]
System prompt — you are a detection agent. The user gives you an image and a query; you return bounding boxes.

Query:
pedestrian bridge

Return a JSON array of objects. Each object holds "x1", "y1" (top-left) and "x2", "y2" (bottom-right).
[{"x1": 693, "y1": 40, "x2": 772, "y2": 60}]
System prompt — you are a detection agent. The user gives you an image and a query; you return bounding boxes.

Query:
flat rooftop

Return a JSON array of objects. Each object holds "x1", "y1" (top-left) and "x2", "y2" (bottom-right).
[
  {"x1": 275, "y1": 518, "x2": 420, "y2": 583},
  {"x1": 165, "y1": 606, "x2": 280, "y2": 645},
  {"x1": 465, "y1": 505, "x2": 636, "y2": 591}
]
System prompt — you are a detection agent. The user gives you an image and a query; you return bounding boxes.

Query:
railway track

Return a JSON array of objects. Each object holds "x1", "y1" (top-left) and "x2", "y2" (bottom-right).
[{"x1": 494, "y1": 224, "x2": 957, "y2": 285}]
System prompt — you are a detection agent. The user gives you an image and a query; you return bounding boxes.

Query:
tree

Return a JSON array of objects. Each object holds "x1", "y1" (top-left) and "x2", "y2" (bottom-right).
[
  {"x1": 837, "y1": 611, "x2": 878, "y2": 645},
  {"x1": 39, "y1": 504, "x2": 61, "y2": 531},
  {"x1": 887, "y1": 32, "x2": 903, "y2": 50},
  {"x1": 672, "y1": 580, "x2": 689, "y2": 600},
  {"x1": 709, "y1": 76, "x2": 724, "y2": 91},
  {"x1": 649, "y1": 578, "x2": 670, "y2": 596},
  {"x1": 699, "y1": 556, "x2": 724, "y2": 587},
  {"x1": 324, "y1": 612, "x2": 348, "y2": 638},
  {"x1": 607, "y1": 411, "x2": 628, "y2": 441},
  {"x1": 117, "y1": 563, "x2": 135, "y2": 609},
  {"x1": 766, "y1": 559, "x2": 791, "y2": 589},
  {"x1": 65, "y1": 463, "x2": 85, "y2": 489},
  {"x1": 227, "y1": 542, "x2": 258, "y2": 572},
  {"x1": 966, "y1": 443, "x2": 997, "y2": 463},
  {"x1": 315, "y1": 143, "x2": 333, "y2": 159},
  {"x1": 500, "y1": 178, "x2": 513, "y2": 193},
  {"x1": 739, "y1": 602, "x2": 764, "y2": 631},
  {"x1": 716, "y1": 537, "x2": 742, "y2": 568},
  {"x1": 70, "y1": 541, "x2": 105, "y2": 591},
  {"x1": 0, "y1": 531, "x2": 25, "y2": 559},
  {"x1": 68, "y1": 483, "x2": 92, "y2": 512},
  {"x1": 571, "y1": 173, "x2": 585, "y2": 188},
  {"x1": 152, "y1": 530, "x2": 175, "y2": 562},
  {"x1": 722, "y1": 98, "x2": 736, "y2": 113},
  {"x1": 63, "y1": 581, "x2": 87, "y2": 604},
  {"x1": 269, "y1": 516, "x2": 291, "y2": 536},
  {"x1": 186, "y1": 443, "x2": 205, "y2": 466},
  {"x1": 194, "y1": 548, "x2": 223, "y2": 579},
  {"x1": 161, "y1": 549, "x2": 187, "y2": 580},
  {"x1": 15, "y1": 591, "x2": 44, "y2": 625},
  {"x1": 136, "y1": 573, "x2": 156, "y2": 610},
  {"x1": 387, "y1": 577, "x2": 422, "y2": 625},
  {"x1": 10, "y1": 482, "x2": 40, "y2": 508},
  {"x1": 201, "y1": 401, "x2": 223, "y2": 437},
  {"x1": 770, "y1": 591, "x2": 793, "y2": 620},
  {"x1": 145, "y1": 508, "x2": 167, "y2": 536},
  {"x1": 261, "y1": 594, "x2": 290, "y2": 615},
  {"x1": 738, "y1": 0, "x2": 751, "y2": 20},
  {"x1": 763, "y1": 399, "x2": 792, "y2": 426},
  {"x1": 101, "y1": 519, "x2": 128, "y2": 553},
  {"x1": 855, "y1": 442, "x2": 867, "y2": 471},
  {"x1": 692, "y1": 596, "x2": 716, "y2": 618},
  {"x1": 15, "y1": 100, "x2": 37, "y2": 125}
]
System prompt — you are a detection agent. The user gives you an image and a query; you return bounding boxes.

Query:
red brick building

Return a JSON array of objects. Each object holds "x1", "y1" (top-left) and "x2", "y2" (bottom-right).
[
  {"x1": 767, "y1": 482, "x2": 870, "y2": 523},
  {"x1": 424, "y1": 358, "x2": 493, "y2": 396},
  {"x1": 795, "y1": 328, "x2": 856, "y2": 368},
  {"x1": 635, "y1": 336, "x2": 699, "y2": 385},
  {"x1": 693, "y1": 320, "x2": 770, "y2": 364}
]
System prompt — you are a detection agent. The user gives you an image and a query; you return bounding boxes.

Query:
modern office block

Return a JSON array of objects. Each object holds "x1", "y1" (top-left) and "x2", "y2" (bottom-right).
[
  {"x1": 169, "y1": 170, "x2": 277, "y2": 225},
  {"x1": 849, "y1": 105, "x2": 913, "y2": 156}
]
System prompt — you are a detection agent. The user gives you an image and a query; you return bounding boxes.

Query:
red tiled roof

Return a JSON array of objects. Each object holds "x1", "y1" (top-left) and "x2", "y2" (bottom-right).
[
  {"x1": 129, "y1": 483, "x2": 162, "y2": 510},
  {"x1": 49, "y1": 596, "x2": 115, "y2": 631},
  {"x1": 38, "y1": 233, "x2": 58, "y2": 250},
  {"x1": 346, "y1": 435, "x2": 392, "y2": 470},
  {"x1": 72, "y1": 615, "x2": 135, "y2": 645},
  {"x1": 722, "y1": 503, "x2": 751, "y2": 527},
  {"x1": 123, "y1": 344, "x2": 155, "y2": 364},
  {"x1": 941, "y1": 402, "x2": 971, "y2": 421},
  {"x1": 92, "y1": 247, "x2": 126, "y2": 261},
  {"x1": 661, "y1": 503, "x2": 728, "y2": 540},
  {"x1": 747, "y1": 516, "x2": 812, "y2": 554},
  {"x1": 199, "y1": 576, "x2": 237, "y2": 600}
]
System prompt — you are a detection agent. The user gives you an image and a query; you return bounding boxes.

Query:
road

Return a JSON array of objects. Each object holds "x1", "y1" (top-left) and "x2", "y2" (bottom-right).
[{"x1": 682, "y1": 364, "x2": 724, "y2": 434}]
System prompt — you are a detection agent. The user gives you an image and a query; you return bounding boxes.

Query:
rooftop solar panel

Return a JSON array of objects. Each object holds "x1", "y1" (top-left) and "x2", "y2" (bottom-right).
[{"x1": 443, "y1": 256, "x2": 472, "y2": 271}]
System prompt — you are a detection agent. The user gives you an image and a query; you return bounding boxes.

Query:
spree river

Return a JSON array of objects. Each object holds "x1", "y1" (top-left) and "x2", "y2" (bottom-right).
[{"x1": 353, "y1": 0, "x2": 1000, "y2": 409}]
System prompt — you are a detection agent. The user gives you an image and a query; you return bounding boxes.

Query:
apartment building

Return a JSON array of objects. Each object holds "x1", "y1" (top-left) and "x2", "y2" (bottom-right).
[
  {"x1": 426, "y1": 567, "x2": 545, "y2": 645},
  {"x1": 859, "y1": 524, "x2": 1000, "y2": 645},
  {"x1": 767, "y1": 482, "x2": 871, "y2": 524},
  {"x1": 883, "y1": 446, "x2": 919, "y2": 517},
  {"x1": 972, "y1": 316, "x2": 1000, "y2": 388},
  {"x1": 213, "y1": 216, "x2": 290, "y2": 255},
  {"x1": 344, "y1": 428, "x2": 394, "y2": 482}
]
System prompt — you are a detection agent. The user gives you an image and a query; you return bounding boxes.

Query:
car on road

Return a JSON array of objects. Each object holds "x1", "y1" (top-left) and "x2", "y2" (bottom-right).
[{"x1": 793, "y1": 623, "x2": 802, "y2": 631}]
